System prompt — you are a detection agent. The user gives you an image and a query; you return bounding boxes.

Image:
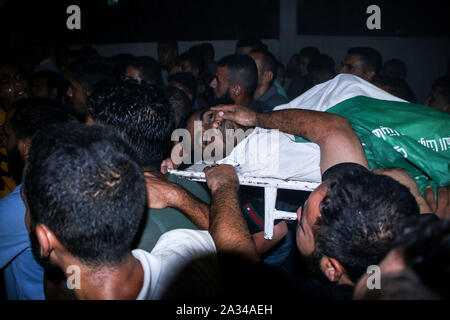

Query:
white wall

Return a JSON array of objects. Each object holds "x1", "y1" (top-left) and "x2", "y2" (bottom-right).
[{"x1": 79, "y1": 0, "x2": 450, "y2": 103}]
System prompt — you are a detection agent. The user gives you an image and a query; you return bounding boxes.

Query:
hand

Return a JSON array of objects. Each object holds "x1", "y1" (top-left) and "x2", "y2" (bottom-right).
[
  {"x1": 425, "y1": 186, "x2": 450, "y2": 219},
  {"x1": 160, "y1": 157, "x2": 176, "y2": 174},
  {"x1": 144, "y1": 171, "x2": 183, "y2": 210},
  {"x1": 203, "y1": 164, "x2": 239, "y2": 193},
  {"x1": 210, "y1": 104, "x2": 258, "y2": 128}
]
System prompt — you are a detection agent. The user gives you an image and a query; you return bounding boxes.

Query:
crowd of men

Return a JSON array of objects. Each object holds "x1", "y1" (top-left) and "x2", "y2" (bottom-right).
[{"x1": 0, "y1": 38, "x2": 449, "y2": 301}]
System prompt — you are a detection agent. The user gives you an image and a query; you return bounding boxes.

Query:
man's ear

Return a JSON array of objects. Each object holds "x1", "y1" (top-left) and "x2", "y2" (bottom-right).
[
  {"x1": 35, "y1": 224, "x2": 53, "y2": 259},
  {"x1": 263, "y1": 71, "x2": 274, "y2": 84},
  {"x1": 366, "y1": 70, "x2": 376, "y2": 82},
  {"x1": 320, "y1": 256, "x2": 345, "y2": 283},
  {"x1": 18, "y1": 137, "x2": 31, "y2": 162},
  {"x1": 231, "y1": 84, "x2": 241, "y2": 97}
]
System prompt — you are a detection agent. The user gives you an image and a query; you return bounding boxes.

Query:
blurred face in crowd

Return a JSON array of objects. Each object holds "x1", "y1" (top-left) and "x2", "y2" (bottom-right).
[
  {"x1": 340, "y1": 54, "x2": 374, "y2": 82},
  {"x1": 249, "y1": 52, "x2": 265, "y2": 86},
  {"x1": 123, "y1": 65, "x2": 143, "y2": 83},
  {"x1": 0, "y1": 64, "x2": 30, "y2": 109},
  {"x1": 235, "y1": 46, "x2": 253, "y2": 56},
  {"x1": 424, "y1": 86, "x2": 449, "y2": 113},
  {"x1": 157, "y1": 43, "x2": 178, "y2": 70},
  {"x1": 3, "y1": 108, "x2": 26, "y2": 182},
  {"x1": 209, "y1": 66, "x2": 234, "y2": 105},
  {"x1": 299, "y1": 55, "x2": 310, "y2": 78},
  {"x1": 31, "y1": 76, "x2": 57, "y2": 100},
  {"x1": 66, "y1": 75, "x2": 88, "y2": 120}
]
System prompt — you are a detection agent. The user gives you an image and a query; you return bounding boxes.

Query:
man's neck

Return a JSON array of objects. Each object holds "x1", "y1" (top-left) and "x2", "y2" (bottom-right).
[
  {"x1": 253, "y1": 83, "x2": 271, "y2": 101},
  {"x1": 69, "y1": 253, "x2": 144, "y2": 300},
  {"x1": 234, "y1": 96, "x2": 252, "y2": 107}
]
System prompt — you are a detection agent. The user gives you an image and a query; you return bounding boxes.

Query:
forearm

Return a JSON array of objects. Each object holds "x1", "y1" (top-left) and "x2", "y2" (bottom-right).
[
  {"x1": 209, "y1": 186, "x2": 260, "y2": 263},
  {"x1": 171, "y1": 188, "x2": 210, "y2": 230}
]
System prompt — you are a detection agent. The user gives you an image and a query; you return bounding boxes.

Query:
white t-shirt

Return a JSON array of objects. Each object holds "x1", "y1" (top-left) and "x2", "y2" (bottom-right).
[{"x1": 133, "y1": 229, "x2": 220, "y2": 300}]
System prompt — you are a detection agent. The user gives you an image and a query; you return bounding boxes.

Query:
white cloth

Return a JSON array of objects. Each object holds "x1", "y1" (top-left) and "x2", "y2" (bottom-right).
[
  {"x1": 217, "y1": 74, "x2": 406, "y2": 182},
  {"x1": 133, "y1": 229, "x2": 218, "y2": 300}
]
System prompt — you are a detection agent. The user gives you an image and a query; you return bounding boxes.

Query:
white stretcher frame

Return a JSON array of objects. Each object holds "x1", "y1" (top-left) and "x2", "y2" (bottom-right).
[{"x1": 169, "y1": 169, "x2": 320, "y2": 240}]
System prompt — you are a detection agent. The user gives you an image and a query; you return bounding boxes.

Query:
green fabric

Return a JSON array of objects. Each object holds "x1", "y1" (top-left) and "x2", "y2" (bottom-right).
[
  {"x1": 135, "y1": 174, "x2": 210, "y2": 252},
  {"x1": 295, "y1": 96, "x2": 450, "y2": 195}
]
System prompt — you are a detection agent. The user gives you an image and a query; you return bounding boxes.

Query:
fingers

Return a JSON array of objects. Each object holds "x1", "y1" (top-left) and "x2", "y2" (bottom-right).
[
  {"x1": 210, "y1": 105, "x2": 237, "y2": 113},
  {"x1": 437, "y1": 186, "x2": 449, "y2": 213},
  {"x1": 424, "y1": 186, "x2": 437, "y2": 212}
]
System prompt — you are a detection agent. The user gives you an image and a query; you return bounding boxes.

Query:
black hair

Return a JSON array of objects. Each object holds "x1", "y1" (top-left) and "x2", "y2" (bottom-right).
[
  {"x1": 398, "y1": 216, "x2": 450, "y2": 299},
  {"x1": 108, "y1": 53, "x2": 135, "y2": 78},
  {"x1": 158, "y1": 41, "x2": 178, "y2": 51},
  {"x1": 250, "y1": 49, "x2": 277, "y2": 85},
  {"x1": 127, "y1": 56, "x2": 162, "y2": 86},
  {"x1": 217, "y1": 54, "x2": 258, "y2": 99},
  {"x1": 431, "y1": 76, "x2": 450, "y2": 104},
  {"x1": 168, "y1": 72, "x2": 197, "y2": 101},
  {"x1": 164, "y1": 85, "x2": 192, "y2": 128},
  {"x1": 88, "y1": 80, "x2": 175, "y2": 168},
  {"x1": 307, "y1": 54, "x2": 335, "y2": 76},
  {"x1": 372, "y1": 75, "x2": 416, "y2": 102},
  {"x1": 314, "y1": 166, "x2": 419, "y2": 283},
  {"x1": 68, "y1": 57, "x2": 116, "y2": 93},
  {"x1": 189, "y1": 43, "x2": 215, "y2": 62},
  {"x1": 299, "y1": 47, "x2": 320, "y2": 60},
  {"x1": 347, "y1": 47, "x2": 382, "y2": 74},
  {"x1": 381, "y1": 59, "x2": 408, "y2": 79},
  {"x1": 23, "y1": 123, "x2": 146, "y2": 267},
  {"x1": 178, "y1": 51, "x2": 204, "y2": 75},
  {"x1": 236, "y1": 38, "x2": 266, "y2": 51}
]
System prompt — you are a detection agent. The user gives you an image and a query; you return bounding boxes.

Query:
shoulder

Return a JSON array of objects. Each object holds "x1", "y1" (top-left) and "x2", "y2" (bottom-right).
[{"x1": 153, "y1": 229, "x2": 216, "y2": 255}]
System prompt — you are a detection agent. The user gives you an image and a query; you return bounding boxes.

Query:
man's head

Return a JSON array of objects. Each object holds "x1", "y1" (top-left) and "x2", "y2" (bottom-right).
[
  {"x1": 298, "y1": 47, "x2": 320, "y2": 78},
  {"x1": 31, "y1": 70, "x2": 62, "y2": 101},
  {"x1": 168, "y1": 72, "x2": 197, "y2": 103},
  {"x1": 0, "y1": 62, "x2": 31, "y2": 110},
  {"x1": 308, "y1": 54, "x2": 336, "y2": 85},
  {"x1": 177, "y1": 52, "x2": 203, "y2": 80},
  {"x1": 123, "y1": 56, "x2": 162, "y2": 86},
  {"x1": 157, "y1": 41, "x2": 178, "y2": 71},
  {"x1": 235, "y1": 38, "x2": 266, "y2": 56},
  {"x1": 372, "y1": 75, "x2": 416, "y2": 103},
  {"x1": 296, "y1": 163, "x2": 419, "y2": 285},
  {"x1": 354, "y1": 215, "x2": 450, "y2": 300},
  {"x1": 164, "y1": 85, "x2": 192, "y2": 128},
  {"x1": 23, "y1": 123, "x2": 146, "y2": 269},
  {"x1": 381, "y1": 59, "x2": 408, "y2": 79},
  {"x1": 340, "y1": 47, "x2": 382, "y2": 82},
  {"x1": 249, "y1": 49, "x2": 277, "y2": 92},
  {"x1": 66, "y1": 58, "x2": 116, "y2": 122},
  {"x1": 4, "y1": 97, "x2": 71, "y2": 183},
  {"x1": 88, "y1": 80, "x2": 175, "y2": 168},
  {"x1": 209, "y1": 54, "x2": 258, "y2": 106},
  {"x1": 424, "y1": 76, "x2": 450, "y2": 113}
]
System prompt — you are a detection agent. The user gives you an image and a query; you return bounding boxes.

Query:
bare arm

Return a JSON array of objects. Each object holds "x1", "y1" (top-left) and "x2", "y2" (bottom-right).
[
  {"x1": 204, "y1": 165, "x2": 260, "y2": 263},
  {"x1": 212, "y1": 105, "x2": 369, "y2": 174},
  {"x1": 144, "y1": 172, "x2": 209, "y2": 230}
]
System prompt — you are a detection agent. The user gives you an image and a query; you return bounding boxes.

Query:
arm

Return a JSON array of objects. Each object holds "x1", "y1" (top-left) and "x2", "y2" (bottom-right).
[
  {"x1": 204, "y1": 164, "x2": 260, "y2": 264},
  {"x1": 144, "y1": 172, "x2": 209, "y2": 230},
  {"x1": 425, "y1": 185, "x2": 450, "y2": 219},
  {"x1": 211, "y1": 105, "x2": 369, "y2": 174}
]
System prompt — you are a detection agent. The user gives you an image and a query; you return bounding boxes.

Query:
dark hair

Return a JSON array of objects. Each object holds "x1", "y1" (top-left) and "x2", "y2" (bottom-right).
[
  {"x1": 372, "y1": 75, "x2": 416, "y2": 102},
  {"x1": 347, "y1": 47, "x2": 382, "y2": 74},
  {"x1": 250, "y1": 49, "x2": 277, "y2": 85},
  {"x1": 68, "y1": 57, "x2": 116, "y2": 93},
  {"x1": 88, "y1": 80, "x2": 175, "y2": 168},
  {"x1": 217, "y1": 54, "x2": 258, "y2": 99},
  {"x1": 158, "y1": 41, "x2": 178, "y2": 51},
  {"x1": 314, "y1": 167, "x2": 419, "y2": 283},
  {"x1": 108, "y1": 53, "x2": 135, "y2": 78},
  {"x1": 23, "y1": 123, "x2": 146, "y2": 267},
  {"x1": 431, "y1": 76, "x2": 450, "y2": 104},
  {"x1": 164, "y1": 85, "x2": 192, "y2": 128},
  {"x1": 381, "y1": 59, "x2": 408, "y2": 79},
  {"x1": 168, "y1": 72, "x2": 197, "y2": 101},
  {"x1": 178, "y1": 51, "x2": 204, "y2": 75},
  {"x1": 308, "y1": 54, "x2": 335, "y2": 76},
  {"x1": 128, "y1": 56, "x2": 162, "y2": 85},
  {"x1": 299, "y1": 47, "x2": 320, "y2": 60},
  {"x1": 236, "y1": 38, "x2": 266, "y2": 51},
  {"x1": 398, "y1": 216, "x2": 450, "y2": 299},
  {"x1": 9, "y1": 97, "x2": 71, "y2": 141},
  {"x1": 189, "y1": 43, "x2": 215, "y2": 62}
]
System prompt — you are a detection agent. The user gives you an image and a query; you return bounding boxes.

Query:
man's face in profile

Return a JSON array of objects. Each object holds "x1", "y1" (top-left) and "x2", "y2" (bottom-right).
[{"x1": 209, "y1": 66, "x2": 235, "y2": 105}]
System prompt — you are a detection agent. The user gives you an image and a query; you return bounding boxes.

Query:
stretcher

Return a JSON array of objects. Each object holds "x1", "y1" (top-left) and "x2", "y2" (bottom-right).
[{"x1": 169, "y1": 168, "x2": 320, "y2": 239}]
